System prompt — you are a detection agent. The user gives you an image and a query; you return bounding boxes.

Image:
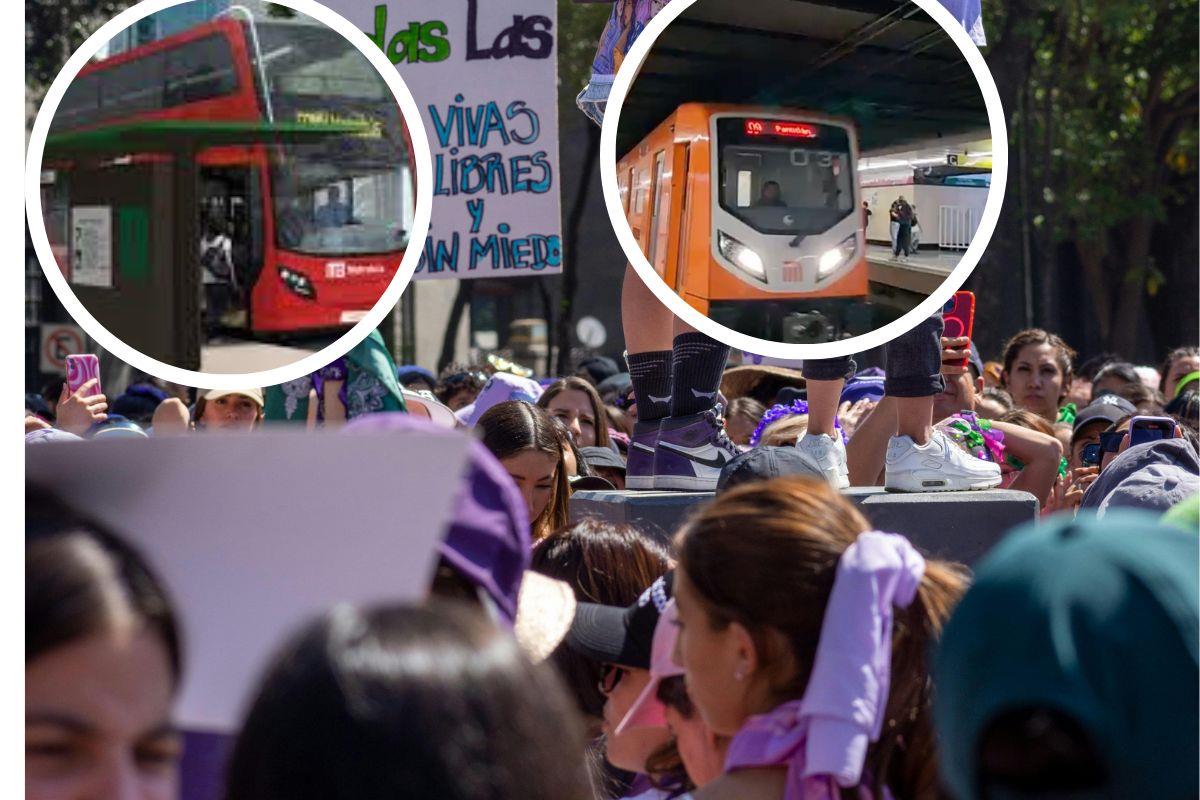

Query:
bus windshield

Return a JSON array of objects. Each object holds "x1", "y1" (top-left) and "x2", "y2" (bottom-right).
[
  {"x1": 716, "y1": 118, "x2": 854, "y2": 236},
  {"x1": 271, "y1": 141, "x2": 410, "y2": 256},
  {"x1": 253, "y1": 21, "x2": 411, "y2": 256}
]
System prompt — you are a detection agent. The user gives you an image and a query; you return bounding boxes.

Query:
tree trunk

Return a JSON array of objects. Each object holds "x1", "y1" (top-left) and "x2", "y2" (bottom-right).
[
  {"x1": 555, "y1": 123, "x2": 601, "y2": 377},
  {"x1": 438, "y1": 281, "x2": 473, "y2": 373}
]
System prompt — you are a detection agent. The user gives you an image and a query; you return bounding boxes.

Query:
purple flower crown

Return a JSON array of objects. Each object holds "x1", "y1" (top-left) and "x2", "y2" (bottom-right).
[{"x1": 748, "y1": 399, "x2": 845, "y2": 447}]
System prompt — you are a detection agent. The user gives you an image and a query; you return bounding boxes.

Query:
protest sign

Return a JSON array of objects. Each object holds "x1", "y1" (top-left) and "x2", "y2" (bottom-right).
[
  {"x1": 27, "y1": 428, "x2": 471, "y2": 730},
  {"x1": 330, "y1": 0, "x2": 563, "y2": 280}
]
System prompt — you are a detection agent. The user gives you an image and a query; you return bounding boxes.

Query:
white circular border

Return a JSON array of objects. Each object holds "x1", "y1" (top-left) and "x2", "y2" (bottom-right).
[
  {"x1": 25, "y1": 0, "x2": 434, "y2": 389},
  {"x1": 599, "y1": 0, "x2": 1008, "y2": 360}
]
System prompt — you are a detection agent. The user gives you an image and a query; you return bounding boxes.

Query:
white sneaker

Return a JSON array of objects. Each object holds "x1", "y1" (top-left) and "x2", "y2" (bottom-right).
[
  {"x1": 795, "y1": 432, "x2": 850, "y2": 489},
  {"x1": 884, "y1": 430, "x2": 1002, "y2": 492}
]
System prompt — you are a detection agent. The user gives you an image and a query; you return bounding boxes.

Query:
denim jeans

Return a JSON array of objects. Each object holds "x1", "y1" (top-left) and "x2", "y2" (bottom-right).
[{"x1": 802, "y1": 315, "x2": 945, "y2": 398}]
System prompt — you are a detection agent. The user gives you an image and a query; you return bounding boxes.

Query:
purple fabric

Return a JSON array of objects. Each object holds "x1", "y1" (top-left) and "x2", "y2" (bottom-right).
[
  {"x1": 724, "y1": 532, "x2": 924, "y2": 799},
  {"x1": 179, "y1": 729, "x2": 232, "y2": 800},
  {"x1": 342, "y1": 413, "x2": 530, "y2": 624}
]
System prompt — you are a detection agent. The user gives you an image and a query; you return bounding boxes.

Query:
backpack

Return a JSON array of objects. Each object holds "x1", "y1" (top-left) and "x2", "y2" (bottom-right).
[{"x1": 201, "y1": 237, "x2": 234, "y2": 282}]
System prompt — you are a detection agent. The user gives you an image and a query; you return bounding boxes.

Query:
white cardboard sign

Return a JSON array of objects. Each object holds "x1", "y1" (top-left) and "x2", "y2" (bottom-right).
[
  {"x1": 27, "y1": 429, "x2": 471, "y2": 730},
  {"x1": 330, "y1": 0, "x2": 563, "y2": 280}
]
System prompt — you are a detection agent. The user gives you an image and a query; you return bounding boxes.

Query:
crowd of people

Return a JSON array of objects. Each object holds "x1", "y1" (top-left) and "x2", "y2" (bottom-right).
[{"x1": 25, "y1": 321, "x2": 1200, "y2": 800}]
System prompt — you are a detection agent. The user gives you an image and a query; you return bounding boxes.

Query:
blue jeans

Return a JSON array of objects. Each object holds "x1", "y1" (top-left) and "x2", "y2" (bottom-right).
[{"x1": 802, "y1": 315, "x2": 945, "y2": 398}]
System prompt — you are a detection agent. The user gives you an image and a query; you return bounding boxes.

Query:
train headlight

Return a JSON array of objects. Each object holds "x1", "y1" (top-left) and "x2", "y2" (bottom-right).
[
  {"x1": 817, "y1": 234, "x2": 858, "y2": 278},
  {"x1": 718, "y1": 231, "x2": 767, "y2": 283},
  {"x1": 278, "y1": 266, "x2": 316, "y2": 299}
]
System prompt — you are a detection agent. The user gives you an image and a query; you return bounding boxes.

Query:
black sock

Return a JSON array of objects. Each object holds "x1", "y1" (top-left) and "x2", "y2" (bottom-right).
[
  {"x1": 626, "y1": 350, "x2": 673, "y2": 423},
  {"x1": 671, "y1": 333, "x2": 730, "y2": 417}
]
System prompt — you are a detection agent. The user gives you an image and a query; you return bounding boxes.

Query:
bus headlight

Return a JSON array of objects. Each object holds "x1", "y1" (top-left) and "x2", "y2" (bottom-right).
[
  {"x1": 817, "y1": 234, "x2": 858, "y2": 278},
  {"x1": 718, "y1": 231, "x2": 767, "y2": 283},
  {"x1": 278, "y1": 266, "x2": 316, "y2": 299}
]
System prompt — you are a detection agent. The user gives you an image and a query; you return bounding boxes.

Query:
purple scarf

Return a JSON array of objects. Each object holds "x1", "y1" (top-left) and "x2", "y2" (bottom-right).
[{"x1": 724, "y1": 532, "x2": 924, "y2": 800}]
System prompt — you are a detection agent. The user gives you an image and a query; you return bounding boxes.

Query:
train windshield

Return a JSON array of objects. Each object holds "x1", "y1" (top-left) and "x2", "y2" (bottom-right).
[{"x1": 716, "y1": 118, "x2": 854, "y2": 236}]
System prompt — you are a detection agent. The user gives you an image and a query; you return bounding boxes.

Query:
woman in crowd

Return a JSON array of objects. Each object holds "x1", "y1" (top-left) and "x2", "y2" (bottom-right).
[
  {"x1": 224, "y1": 601, "x2": 590, "y2": 800},
  {"x1": 724, "y1": 397, "x2": 766, "y2": 447},
  {"x1": 436, "y1": 365, "x2": 488, "y2": 412},
  {"x1": 539, "y1": 376, "x2": 613, "y2": 450},
  {"x1": 477, "y1": 401, "x2": 569, "y2": 541},
  {"x1": 27, "y1": 487, "x2": 184, "y2": 800},
  {"x1": 192, "y1": 388, "x2": 264, "y2": 433},
  {"x1": 671, "y1": 477, "x2": 967, "y2": 799},
  {"x1": 531, "y1": 520, "x2": 671, "y2": 789},
  {"x1": 935, "y1": 514, "x2": 1198, "y2": 800},
  {"x1": 1001, "y1": 329, "x2": 1076, "y2": 425},
  {"x1": 1160, "y1": 345, "x2": 1199, "y2": 399}
]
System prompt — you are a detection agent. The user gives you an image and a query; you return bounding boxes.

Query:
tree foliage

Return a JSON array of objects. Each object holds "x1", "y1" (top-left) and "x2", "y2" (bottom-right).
[
  {"x1": 26, "y1": 0, "x2": 133, "y2": 112},
  {"x1": 983, "y1": 0, "x2": 1198, "y2": 355}
]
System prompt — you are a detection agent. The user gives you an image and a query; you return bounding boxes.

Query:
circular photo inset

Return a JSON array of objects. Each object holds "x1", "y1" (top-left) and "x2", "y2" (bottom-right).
[
  {"x1": 26, "y1": 0, "x2": 432, "y2": 386},
  {"x1": 600, "y1": 0, "x2": 1007, "y2": 358}
]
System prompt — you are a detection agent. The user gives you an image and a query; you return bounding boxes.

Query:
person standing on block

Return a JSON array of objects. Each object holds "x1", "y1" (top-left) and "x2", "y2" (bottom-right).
[{"x1": 797, "y1": 314, "x2": 1002, "y2": 491}]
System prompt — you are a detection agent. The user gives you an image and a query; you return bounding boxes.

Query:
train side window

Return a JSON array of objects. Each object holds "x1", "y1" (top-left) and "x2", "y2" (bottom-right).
[
  {"x1": 624, "y1": 167, "x2": 635, "y2": 212},
  {"x1": 647, "y1": 152, "x2": 666, "y2": 264},
  {"x1": 737, "y1": 170, "x2": 753, "y2": 208}
]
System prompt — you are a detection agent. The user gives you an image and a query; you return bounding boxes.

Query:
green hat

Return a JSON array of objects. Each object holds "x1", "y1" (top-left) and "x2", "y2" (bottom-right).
[{"x1": 934, "y1": 511, "x2": 1199, "y2": 799}]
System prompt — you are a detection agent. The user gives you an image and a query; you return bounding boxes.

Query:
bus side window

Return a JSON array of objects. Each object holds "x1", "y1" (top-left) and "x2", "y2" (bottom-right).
[{"x1": 648, "y1": 151, "x2": 667, "y2": 270}]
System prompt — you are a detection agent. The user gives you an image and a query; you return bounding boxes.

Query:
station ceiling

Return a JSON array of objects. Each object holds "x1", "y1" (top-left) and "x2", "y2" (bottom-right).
[{"x1": 615, "y1": 0, "x2": 989, "y2": 156}]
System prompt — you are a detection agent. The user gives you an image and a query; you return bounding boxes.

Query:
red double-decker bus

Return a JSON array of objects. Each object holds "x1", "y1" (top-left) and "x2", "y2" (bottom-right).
[{"x1": 44, "y1": 16, "x2": 413, "y2": 334}]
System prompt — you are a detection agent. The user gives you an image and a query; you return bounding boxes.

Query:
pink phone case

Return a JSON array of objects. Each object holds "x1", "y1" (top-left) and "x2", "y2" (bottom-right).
[{"x1": 66, "y1": 354, "x2": 101, "y2": 397}]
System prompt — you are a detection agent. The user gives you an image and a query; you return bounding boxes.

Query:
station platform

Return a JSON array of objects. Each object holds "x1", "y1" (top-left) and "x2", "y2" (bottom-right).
[
  {"x1": 866, "y1": 244, "x2": 959, "y2": 296},
  {"x1": 569, "y1": 486, "x2": 1038, "y2": 566}
]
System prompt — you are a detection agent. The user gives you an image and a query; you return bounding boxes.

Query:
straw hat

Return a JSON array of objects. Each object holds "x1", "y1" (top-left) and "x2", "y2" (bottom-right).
[{"x1": 721, "y1": 364, "x2": 806, "y2": 403}]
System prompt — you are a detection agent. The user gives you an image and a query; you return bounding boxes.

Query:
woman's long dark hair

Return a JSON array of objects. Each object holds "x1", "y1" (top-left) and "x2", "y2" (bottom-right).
[
  {"x1": 477, "y1": 401, "x2": 570, "y2": 540},
  {"x1": 26, "y1": 484, "x2": 182, "y2": 681},
  {"x1": 224, "y1": 601, "x2": 589, "y2": 800},
  {"x1": 538, "y1": 376, "x2": 612, "y2": 449}
]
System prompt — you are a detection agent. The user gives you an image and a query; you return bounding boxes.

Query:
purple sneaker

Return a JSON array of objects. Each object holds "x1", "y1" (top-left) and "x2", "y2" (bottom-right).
[
  {"x1": 653, "y1": 409, "x2": 740, "y2": 491},
  {"x1": 625, "y1": 420, "x2": 661, "y2": 490}
]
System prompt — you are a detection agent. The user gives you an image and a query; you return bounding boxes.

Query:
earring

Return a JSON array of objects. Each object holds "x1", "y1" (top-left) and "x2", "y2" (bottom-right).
[{"x1": 733, "y1": 665, "x2": 746, "y2": 682}]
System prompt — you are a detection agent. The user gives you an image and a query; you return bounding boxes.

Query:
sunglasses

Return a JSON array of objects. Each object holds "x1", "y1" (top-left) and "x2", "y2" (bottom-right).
[
  {"x1": 598, "y1": 664, "x2": 628, "y2": 695},
  {"x1": 442, "y1": 370, "x2": 486, "y2": 385}
]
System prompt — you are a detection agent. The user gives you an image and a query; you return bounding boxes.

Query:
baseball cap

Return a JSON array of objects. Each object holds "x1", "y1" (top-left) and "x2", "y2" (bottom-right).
[
  {"x1": 581, "y1": 446, "x2": 626, "y2": 472},
  {"x1": 1072, "y1": 394, "x2": 1136, "y2": 435},
  {"x1": 840, "y1": 376, "x2": 885, "y2": 405},
  {"x1": 616, "y1": 598, "x2": 685, "y2": 735},
  {"x1": 934, "y1": 513, "x2": 1199, "y2": 799},
  {"x1": 716, "y1": 446, "x2": 822, "y2": 494},
  {"x1": 454, "y1": 373, "x2": 544, "y2": 428},
  {"x1": 86, "y1": 415, "x2": 148, "y2": 439},
  {"x1": 577, "y1": 355, "x2": 620, "y2": 385},
  {"x1": 203, "y1": 387, "x2": 264, "y2": 407},
  {"x1": 566, "y1": 572, "x2": 674, "y2": 671}
]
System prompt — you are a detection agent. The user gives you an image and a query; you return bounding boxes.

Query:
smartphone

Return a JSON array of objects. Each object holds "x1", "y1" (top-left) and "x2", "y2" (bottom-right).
[
  {"x1": 1081, "y1": 442, "x2": 1102, "y2": 467},
  {"x1": 1128, "y1": 415, "x2": 1176, "y2": 448},
  {"x1": 942, "y1": 290, "x2": 976, "y2": 370},
  {"x1": 65, "y1": 354, "x2": 101, "y2": 397}
]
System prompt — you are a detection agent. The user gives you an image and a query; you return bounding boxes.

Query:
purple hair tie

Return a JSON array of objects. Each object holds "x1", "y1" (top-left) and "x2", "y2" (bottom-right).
[
  {"x1": 724, "y1": 532, "x2": 924, "y2": 798},
  {"x1": 748, "y1": 399, "x2": 845, "y2": 448}
]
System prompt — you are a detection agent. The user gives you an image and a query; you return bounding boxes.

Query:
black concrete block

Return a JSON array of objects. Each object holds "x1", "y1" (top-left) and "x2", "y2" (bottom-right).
[{"x1": 569, "y1": 487, "x2": 1038, "y2": 566}]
